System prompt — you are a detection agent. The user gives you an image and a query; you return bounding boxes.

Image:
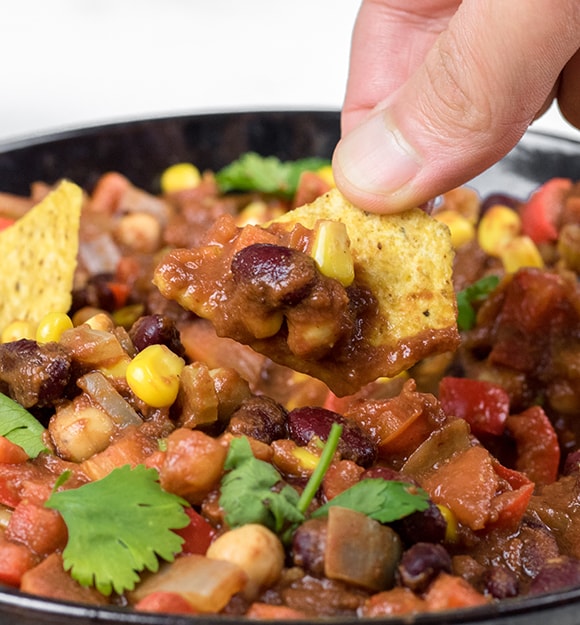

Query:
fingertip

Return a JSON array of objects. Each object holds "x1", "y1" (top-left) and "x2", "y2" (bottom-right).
[{"x1": 331, "y1": 111, "x2": 422, "y2": 214}]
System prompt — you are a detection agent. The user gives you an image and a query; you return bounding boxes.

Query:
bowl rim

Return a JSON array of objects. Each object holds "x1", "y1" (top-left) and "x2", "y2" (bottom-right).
[{"x1": 0, "y1": 109, "x2": 579, "y2": 624}]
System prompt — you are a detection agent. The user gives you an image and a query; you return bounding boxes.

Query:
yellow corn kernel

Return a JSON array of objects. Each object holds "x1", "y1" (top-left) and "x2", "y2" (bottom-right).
[
  {"x1": 235, "y1": 200, "x2": 269, "y2": 227},
  {"x1": 291, "y1": 446, "x2": 320, "y2": 471},
  {"x1": 434, "y1": 210, "x2": 475, "y2": 248},
  {"x1": 160, "y1": 162, "x2": 201, "y2": 194},
  {"x1": 316, "y1": 165, "x2": 335, "y2": 187},
  {"x1": 310, "y1": 220, "x2": 354, "y2": 287},
  {"x1": 437, "y1": 504, "x2": 459, "y2": 543},
  {"x1": 126, "y1": 344, "x2": 185, "y2": 408},
  {"x1": 477, "y1": 205, "x2": 521, "y2": 256},
  {"x1": 36, "y1": 312, "x2": 74, "y2": 344},
  {"x1": 500, "y1": 235, "x2": 544, "y2": 273},
  {"x1": 2, "y1": 320, "x2": 36, "y2": 343}
]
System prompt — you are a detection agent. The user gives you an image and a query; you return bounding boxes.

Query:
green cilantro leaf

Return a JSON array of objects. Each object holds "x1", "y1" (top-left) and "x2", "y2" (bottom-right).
[
  {"x1": 456, "y1": 274, "x2": 500, "y2": 331},
  {"x1": 45, "y1": 464, "x2": 189, "y2": 596},
  {"x1": 220, "y1": 437, "x2": 304, "y2": 534},
  {"x1": 0, "y1": 392, "x2": 47, "y2": 457},
  {"x1": 311, "y1": 479, "x2": 430, "y2": 523},
  {"x1": 215, "y1": 152, "x2": 330, "y2": 197}
]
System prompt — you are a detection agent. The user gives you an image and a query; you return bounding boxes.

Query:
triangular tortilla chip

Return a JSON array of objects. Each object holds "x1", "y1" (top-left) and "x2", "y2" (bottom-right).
[{"x1": 0, "y1": 180, "x2": 82, "y2": 332}]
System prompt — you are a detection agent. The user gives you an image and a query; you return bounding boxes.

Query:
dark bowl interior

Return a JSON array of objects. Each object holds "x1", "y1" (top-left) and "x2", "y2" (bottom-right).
[{"x1": 0, "y1": 110, "x2": 580, "y2": 625}]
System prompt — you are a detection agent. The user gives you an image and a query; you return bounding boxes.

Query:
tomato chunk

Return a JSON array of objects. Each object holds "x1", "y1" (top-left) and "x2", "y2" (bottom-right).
[
  {"x1": 439, "y1": 377, "x2": 510, "y2": 436},
  {"x1": 174, "y1": 507, "x2": 216, "y2": 555},
  {"x1": 520, "y1": 177, "x2": 572, "y2": 244}
]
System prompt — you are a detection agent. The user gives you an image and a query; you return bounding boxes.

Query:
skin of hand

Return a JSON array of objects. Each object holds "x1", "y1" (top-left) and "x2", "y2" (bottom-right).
[{"x1": 332, "y1": 0, "x2": 580, "y2": 213}]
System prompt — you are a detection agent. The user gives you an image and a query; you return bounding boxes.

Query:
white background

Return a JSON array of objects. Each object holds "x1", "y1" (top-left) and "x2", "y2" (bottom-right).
[{"x1": 0, "y1": 0, "x2": 578, "y2": 143}]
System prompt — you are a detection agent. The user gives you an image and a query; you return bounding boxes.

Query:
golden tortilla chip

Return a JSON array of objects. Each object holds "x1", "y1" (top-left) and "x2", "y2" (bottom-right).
[
  {"x1": 0, "y1": 180, "x2": 82, "y2": 332},
  {"x1": 273, "y1": 188, "x2": 458, "y2": 358},
  {"x1": 154, "y1": 188, "x2": 459, "y2": 396}
]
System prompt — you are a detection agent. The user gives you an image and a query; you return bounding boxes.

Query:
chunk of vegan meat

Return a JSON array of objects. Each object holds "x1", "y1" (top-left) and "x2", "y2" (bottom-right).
[{"x1": 0, "y1": 339, "x2": 71, "y2": 408}]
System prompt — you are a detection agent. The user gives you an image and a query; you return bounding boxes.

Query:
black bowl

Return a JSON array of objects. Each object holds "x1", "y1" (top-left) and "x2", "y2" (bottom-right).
[{"x1": 0, "y1": 111, "x2": 579, "y2": 625}]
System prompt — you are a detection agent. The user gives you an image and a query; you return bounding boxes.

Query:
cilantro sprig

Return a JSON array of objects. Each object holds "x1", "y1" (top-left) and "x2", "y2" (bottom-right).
[
  {"x1": 456, "y1": 274, "x2": 500, "y2": 331},
  {"x1": 311, "y1": 479, "x2": 430, "y2": 522},
  {"x1": 220, "y1": 427, "x2": 429, "y2": 542},
  {"x1": 220, "y1": 436, "x2": 305, "y2": 535},
  {"x1": 45, "y1": 464, "x2": 189, "y2": 596},
  {"x1": 215, "y1": 152, "x2": 330, "y2": 197},
  {"x1": 0, "y1": 392, "x2": 47, "y2": 457}
]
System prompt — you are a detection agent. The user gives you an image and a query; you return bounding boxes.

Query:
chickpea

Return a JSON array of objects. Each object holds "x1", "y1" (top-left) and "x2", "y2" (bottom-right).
[
  {"x1": 115, "y1": 212, "x2": 162, "y2": 253},
  {"x1": 206, "y1": 524, "x2": 284, "y2": 599},
  {"x1": 49, "y1": 396, "x2": 115, "y2": 462}
]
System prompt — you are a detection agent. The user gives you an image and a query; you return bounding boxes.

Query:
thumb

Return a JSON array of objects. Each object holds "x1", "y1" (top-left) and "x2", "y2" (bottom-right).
[{"x1": 333, "y1": 0, "x2": 580, "y2": 213}]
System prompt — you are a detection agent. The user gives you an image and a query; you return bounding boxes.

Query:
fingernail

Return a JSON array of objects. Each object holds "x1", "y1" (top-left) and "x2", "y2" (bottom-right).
[{"x1": 334, "y1": 112, "x2": 421, "y2": 195}]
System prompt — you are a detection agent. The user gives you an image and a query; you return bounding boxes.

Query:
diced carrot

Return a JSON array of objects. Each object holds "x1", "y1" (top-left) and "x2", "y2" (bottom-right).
[
  {"x1": 246, "y1": 602, "x2": 308, "y2": 619},
  {"x1": 0, "y1": 535, "x2": 38, "y2": 586},
  {"x1": 0, "y1": 436, "x2": 29, "y2": 464},
  {"x1": 135, "y1": 591, "x2": 198, "y2": 614},
  {"x1": 361, "y1": 588, "x2": 427, "y2": 617},
  {"x1": 106, "y1": 281, "x2": 130, "y2": 309},
  {"x1": 424, "y1": 573, "x2": 490, "y2": 610}
]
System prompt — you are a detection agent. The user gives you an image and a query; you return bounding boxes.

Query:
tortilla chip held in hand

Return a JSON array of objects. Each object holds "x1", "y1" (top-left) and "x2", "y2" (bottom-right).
[
  {"x1": 154, "y1": 188, "x2": 459, "y2": 396},
  {"x1": 0, "y1": 180, "x2": 82, "y2": 334}
]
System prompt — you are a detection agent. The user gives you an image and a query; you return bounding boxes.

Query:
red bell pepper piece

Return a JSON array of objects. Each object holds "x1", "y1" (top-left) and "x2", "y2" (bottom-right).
[
  {"x1": 0, "y1": 217, "x2": 15, "y2": 231},
  {"x1": 520, "y1": 177, "x2": 572, "y2": 244},
  {"x1": 506, "y1": 405, "x2": 560, "y2": 486},
  {"x1": 438, "y1": 377, "x2": 510, "y2": 437},
  {"x1": 175, "y1": 507, "x2": 216, "y2": 555},
  {"x1": 489, "y1": 462, "x2": 535, "y2": 530}
]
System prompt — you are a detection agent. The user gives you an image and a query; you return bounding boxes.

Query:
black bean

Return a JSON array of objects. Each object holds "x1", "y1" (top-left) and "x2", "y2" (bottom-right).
[
  {"x1": 393, "y1": 501, "x2": 447, "y2": 545},
  {"x1": 129, "y1": 314, "x2": 185, "y2": 357},
  {"x1": 287, "y1": 406, "x2": 377, "y2": 468},
  {"x1": 529, "y1": 556, "x2": 580, "y2": 596},
  {"x1": 226, "y1": 396, "x2": 288, "y2": 444},
  {"x1": 292, "y1": 518, "x2": 328, "y2": 576},
  {"x1": 230, "y1": 243, "x2": 317, "y2": 307},
  {"x1": 398, "y1": 542, "x2": 452, "y2": 593}
]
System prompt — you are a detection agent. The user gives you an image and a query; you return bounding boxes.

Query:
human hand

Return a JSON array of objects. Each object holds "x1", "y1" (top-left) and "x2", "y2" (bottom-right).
[{"x1": 332, "y1": 0, "x2": 580, "y2": 213}]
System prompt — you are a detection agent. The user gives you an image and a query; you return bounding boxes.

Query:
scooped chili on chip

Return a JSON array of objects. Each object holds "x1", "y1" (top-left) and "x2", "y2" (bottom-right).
[
  {"x1": 153, "y1": 188, "x2": 459, "y2": 396},
  {"x1": 0, "y1": 180, "x2": 82, "y2": 333}
]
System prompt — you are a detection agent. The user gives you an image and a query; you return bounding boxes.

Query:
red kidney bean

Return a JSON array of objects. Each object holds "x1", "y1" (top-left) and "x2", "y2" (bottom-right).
[
  {"x1": 129, "y1": 314, "x2": 185, "y2": 357},
  {"x1": 287, "y1": 406, "x2": 377, "y2": 468},
  {"x1": 398, "y1": 543, "x2": 452, "y2": 593},
  {"x1": 482, "y1": 565, "x2": 519, "y2": 599},
  {"x1": 529, "y1": 556, "x2": 580, "y2": 596},
  {"x1": 292, "y1": 518, "x2": 327, "y2": 576},
  {"x1": 230, "y1": 243, "x2": 317, "y2": 307}
]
